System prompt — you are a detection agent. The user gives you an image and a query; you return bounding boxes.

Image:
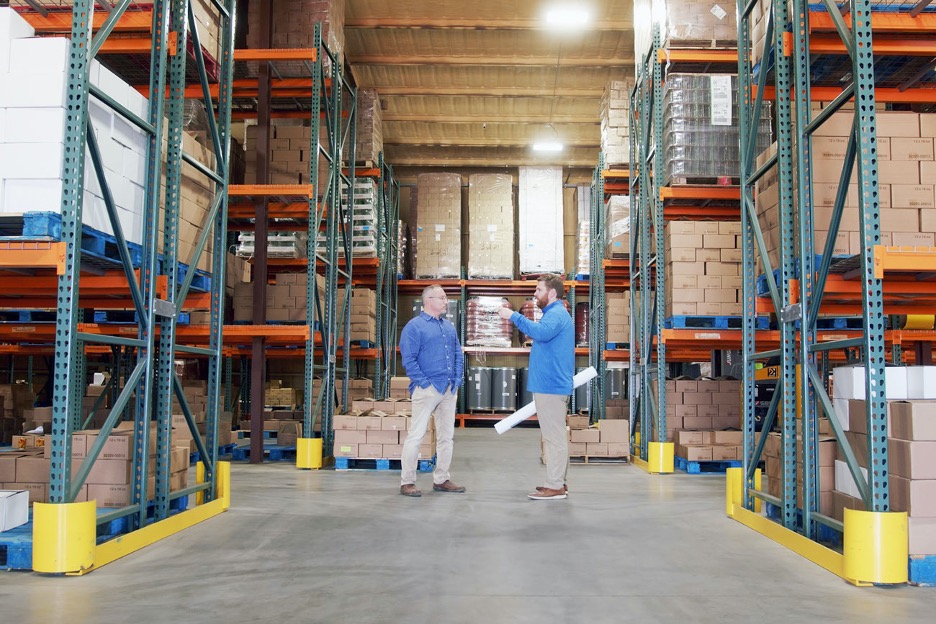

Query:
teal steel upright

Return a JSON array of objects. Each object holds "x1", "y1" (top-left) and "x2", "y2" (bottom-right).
[
  {"x1": 588, "y1": 156, "x2": 606, "y2": 423},
  {"x1": 50, "y1": 0, "x2": 234, "y2": 529},
  {"x1": 373, "y1": 153, "x2": 400, "y2": 399},
  {"x1": 736, "y1": 0, "x2": 889, "y2": 533}
]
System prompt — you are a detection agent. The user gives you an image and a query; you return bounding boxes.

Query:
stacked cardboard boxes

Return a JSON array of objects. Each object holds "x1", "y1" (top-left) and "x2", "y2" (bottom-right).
[
  {"x1": 335, "y1": 378, "x2": 375, "y2": 409},
  {"x1": 232, "y1": 273, "x2": 326, "y2": 323},
  {"x1": 828, "y1": 365, "x2": 936, "y2": 555},
  {"x1": 756, "y1": 111, "x2": 936, "y2": 268},
  {"x1": 601, "y1": 80, "x2": 633, "y2": 166},
  {"x1": 606, "y1": 292, "x2": 630, "y2": 345},
  {"x1": 664, "y1": 221, "x2": 743, "y2": 318},
  {"x1": 348, "y1": 288, "x2": 377, "y2": 343},
  {"x1": 0, "y1": 382, "x2": 33, "y2": 443},
  {"x1": 245, "y1": 0, "x2": 344, "y2": 62},
  {"x1": 265, "y1": 380, "x2": 299, "y2": 408},
  {"x1": 389, "y1": 377, "x2": 411, "y2": 400},
  {"x1": 661, "y1": 379, "x2": 741, "y2": 441},
  {"x1": 676, "y1": 429, "x2": 747, "y2": 462},
  {"x1": 414, "y1": 173, "x2": 462, "y2": 278},
  {"x1": 355, "y1": 89, "x2": 383, "y2": 164},
  {"x1": 575, "y1": 184, "x2": 591, "y2": 276},
  {"x1": 467, "y1": 173, "x2": 514, "y2": 279},
  {"x1": 332, "y1": 400, "x2": 435, "y2": 461},
  {"x1": 605, "y1": 195, "x2": 630, "y2": 258},
  {"x1": 762, "y1": 430, "x2": 837, "y2": 516},
  {"x1": 243, "y1": 122, "x2": 329, "y2": 188},
  {"x1": 567, "y1": 416, "x2": 631, "y2": 459},
  {"x1": 518, "y1": 166, "x2": 564, "y2": 274}
]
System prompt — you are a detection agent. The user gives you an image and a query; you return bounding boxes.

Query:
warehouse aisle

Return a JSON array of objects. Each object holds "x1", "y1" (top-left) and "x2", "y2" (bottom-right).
[{"x1": 2, "y1": 428, "x2": 933, "y2": 623}]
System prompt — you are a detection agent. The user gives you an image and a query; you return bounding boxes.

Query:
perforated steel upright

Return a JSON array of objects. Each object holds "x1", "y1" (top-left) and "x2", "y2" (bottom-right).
[
  {"x1": 588, "y1": 156, "x2": 607, "y2": 423},
  {"x1": 735, "y1": 0, "x2": 890, "y2": 535},
  {"x1": 372, "y1": 153, "x2": 401, "y2": 398}
]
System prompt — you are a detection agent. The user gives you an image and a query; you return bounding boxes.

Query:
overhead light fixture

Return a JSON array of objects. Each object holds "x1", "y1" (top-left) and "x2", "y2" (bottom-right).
[
  {"x1": 532, "y1": 141, "x2": 564, "y2": 152},
  {"x1": 545, "y1": 7, "x2": 590, "y2": 28}
]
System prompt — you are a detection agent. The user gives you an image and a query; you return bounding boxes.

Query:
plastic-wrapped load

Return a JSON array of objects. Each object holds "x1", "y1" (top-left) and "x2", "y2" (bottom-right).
[
  {"x1": 575, "y1": 185, "x2": 591, "y2": 276},
  {"x1": 600, "y1": 80, "x2": 633, "y2": 167},
  {"x1": 397, "y1": 220, "x2": 409, "y2": 278},
  {"x1": 355, "y1": 89, "x2": 384, "y2": 164},
  {"x1": 518, "y1": 167, "x2": 563, "y2": 274},
  {"x1": 518, "y1": 298, "x2": 572, "y2": 345},
  {"x1": 465, "y1": 297, "x2": 513, "y2": 347},
  {"x1": 605, "y1": 195, "x2": 630, "y2": 258},
  {"x1": 414, "y1": 173, "x2": 462, "y2": 278},
  {"x1": 662, "y1": 74, "x2": 773, "y2": 185},
  {"x1": 575, "y1": 302, "x2": 589, "y2": 347},
  {"x1": 468, "y1": 174, "x2": 514, "y2": 279},
  {"x1": 634, "y1": 0, "x2": 737, "y2": 58}
]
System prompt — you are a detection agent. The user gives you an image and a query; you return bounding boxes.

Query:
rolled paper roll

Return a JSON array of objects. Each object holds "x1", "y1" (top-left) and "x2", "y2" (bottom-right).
[{"x1": 494, "y1": 366, "x2": 599, "y2": 434}]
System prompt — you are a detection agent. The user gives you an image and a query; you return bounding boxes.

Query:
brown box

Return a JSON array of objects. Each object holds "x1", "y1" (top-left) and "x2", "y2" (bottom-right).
[
  {"x1": 332, "y1": 414, "x2": 358, "y2": 431},
  {"x1": 890, "y1": 475, "x2": 936, "y2": 517},
  {"x1": 12, "y1": 483, "x2": 47, "y2": 504},
  {"x1": 334, "y1": 430, "x2": 367, "y2": 445},
  {"x1": 358, "y1": 444, "x2": 384, "y2": 458},
  {"x1": 356, "y1": 416, "x2": 383, "y2": 431},
  {"x1": 607, "y1": 442, "x2": 629, "y2": 456},
  {"x1": 712, "y1": 445, "x2": 740, "y2": 461},
  {"x1": 383, "y1": 444, "x2": 403, "y2": 459},
  {"x1": 15, "y1": 456, "x2": 50, "y2": 482},
  {"x1": 908, "y1": 518, "x2": 936, "y2": 555},
  {"x1": 570, "y1": 428, "x2": 600, "y2": 443},
  {"x1": 675, "y1": 430, "x2": 704, "y2": 445},
  {"x1": 891, "y1": 401, "x2": 936, "y2": 441},
  {"x1": 84, "y1": 459, "x2": 133, "y2": 485},
  {"x1": 679, "y1": 445, "x2": 714, "y2": 461},
  {"x1": 675, "y1": 380, "x2": 698, "y2": 394},
  {"x1": 569, "y1": 442, "x2": 587, "y2": 455},
  {"x1": 683, "y1": 416, "x2": 714, "y2": 429},
  {"x1": 381, "y1": 416, "x2": 407, "y2": 431},
  {"x1": 598, "y1": 419, "x2": 629, "y2": 443},
  {"x1": 334, "y1": 443, "x2": 358, "y2": 458},
  {"x1": 889, "y1": 439, "x2": 936, "y2": 479},
  {"x1": 351, "y1": 399, "x2": 375, "y2": 412},
  {"x1": 848, "y1": 399, "x2": 868, "y2": 434},
  {"x1": 586, "y1": 442, "x2": 609, "y2": 456},
  {"x1": 366, "y1": 430, "x2": 399, "y2": 445},
  {"x1": 567, "y1": 415, "x2": 591, "y2": 429},
  {"x1": 714, "y1": 431, "x2": 743, "y2": 445}
]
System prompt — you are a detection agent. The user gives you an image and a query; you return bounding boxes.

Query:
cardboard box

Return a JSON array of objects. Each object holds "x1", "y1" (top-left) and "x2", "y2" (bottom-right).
[
  {"x1": 607, "y1": 442, "x2": 629, "y2": 456},
  {"x1": 15, "y1": 455, "x2": 49, "y2": 483},
  {"x1": 890, "y1": 475, "x2": 936, "y2": 517},
  {"x1": 598, "y1": 419, "x2": 629, "y2": 443},
  {"x1": 890, "y1": 401, "x2": 936, "y2": 441},
  {"x1": 355, "y1": 416, "x2": 383, "y2": 431},
  {"x1": 569, "y1": 442, "x2": 587, "y2": 455},
  {"x1": 586, "y1": 442, "x2": 609, "y2": 456},
  {"x1": 334, "y1": 443, "x2": 358, "y2": 458},
  {"x1": 332, "y1": 414, "x2": 358, "y2": 430},
  {"x1": 381, "y1": 416, "x2": 407, "y2": 431},
  {"x1": 333, "y1": 430, "x2": 367, "y2": 445},
  {"x1": 889, "y1": 439, "x2": 936, "y2": 480},
  {"x1": 383, "y1": 444, "x2": 403, "y2": 459},
  {"x1": 366, "y1": 430, "x2": 399, "y2": 445},
  {"x1": 908, "y1": 517, "x2": 936, "y2": 555},
  {"x1": 679, "y1": 445, "x2": 713, "y2": 462},
  {"x1": 714, "y1": 431, "x2": 743, "y2": 445},
  {"x1": 84, "y1": 459, "x2": 133, "y2": 485},
  {"x1": 675, "y1": 430, "x2": 704, "y2": 445},
  {"x1": 712, "y1": 445, "x2": 740, "y2": 461},
  {"x1": 570, "y1": 428, "x2": 600, "y2": 443},
  {"x1": 358, "y1": 443, "x2": 384, "y2": 458}
]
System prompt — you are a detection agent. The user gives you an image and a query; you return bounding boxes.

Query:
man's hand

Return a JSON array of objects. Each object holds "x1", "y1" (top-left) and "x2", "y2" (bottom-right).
[{"x1": 497, "y1": 307, "x2": 513, "y2": 321}]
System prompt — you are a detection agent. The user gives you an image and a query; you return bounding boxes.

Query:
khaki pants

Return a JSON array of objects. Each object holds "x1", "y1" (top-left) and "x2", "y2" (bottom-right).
[
  {"x1": 536, "y1": 393, "x2": 569, "y2": 490},
  {"x1": 401, "y1": 385, "x2": 457, "y2": 486}
]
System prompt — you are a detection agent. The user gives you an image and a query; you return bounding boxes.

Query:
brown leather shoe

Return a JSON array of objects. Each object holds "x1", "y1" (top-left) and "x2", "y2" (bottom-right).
[
  {"x1": 432, "y1": 480, "x2": 466, "y2": 493},
  {"x1": 528, "y1": 487, "x2": 567, "y2": 500},
  {"x1": 400, "y1": 484, "x2": 422, "y2": 497},
  {"x1": 537, "y1": 484, "x2": 568, "y2": 494}
]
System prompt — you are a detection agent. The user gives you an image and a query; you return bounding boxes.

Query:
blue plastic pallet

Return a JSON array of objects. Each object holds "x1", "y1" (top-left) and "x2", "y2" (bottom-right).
[
  {"x1": 230, "y1": 444, "x2": 296, "y2": 461},
  {"x1": 0, "y1": 521, "x2": 33, "y2": 570},
  {"x1": 334, "y1": 457, "x2": 434, "y2": 472},
  {"x1": 605, "y1": 342, "x2": 629, "y2": 350},
  {"x1": 93, "y1": 310, "x2": 191, "y2": 325},
  {"x1": 0, "y1": 310, "x2": 57, "y2": 322},
  {"x1": 909, "y1": 555, "x2": 936, "y2": 586},
  {"x1": 665, "y1": 316, "x2": 770, "y2": 330},
  {"x1": 675, "y1": 455, "x2": 742, "y2": 474},
  {"x1": 756, "y1": 255, "x2": 850, "y2": 297},
  {"x1": 189, "y1": 443, "x2": 237, "y2": 464},
  {"x1": 347, "y1": 340, "x2": 376, "y2": 348}
]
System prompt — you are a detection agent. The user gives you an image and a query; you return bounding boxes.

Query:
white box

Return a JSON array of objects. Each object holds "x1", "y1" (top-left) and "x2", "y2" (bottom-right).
[
  {"x1": 2, "y1": 107, "x2": 66, "y2": 144},
  {"x1": 0, "y1": 8, "x2": 36, "y2": 74},
  {"x1": 0, "y1": 108, "x2": 5, "y2": 144},
  {"x1": 885, "y1": 366, "x2": 909, "y2": 400},
  {"x1": 112, "y1": 113, "x2": 146, "y2": 152},
  {"x1": 0, "y1": 490, "x2": 29, "y2": 532},
  {"x1": 907, "y1": 366, "x2": 936, "y2": 400},
  {"x1": 1, "y1": 178, "x2": 64, "y2": 214},
  {"x1": 93, "y1": 65, "x2": 130, "y2": 109},
  {"x1": 122, "y1": 145, "x2": 147, "y2": 183},
  {"x1": 834, "y1": 459, "x2": 868, "y2": 499},
  {"x1": 518, "y1": 166, "x2": 564, "y2": 274},
  {"x1": 127, "y1": 87, "x2": 149, "y2": 120},
  {"x1": 832, "y1": 397, "x2": 850, "y2": 432},
  {"x1": 0, "y1": 72, "x2": 68, "y2": 108},
  {"x1": 0, "y1": 142, "x2": 64, "y2": 179},
  {"x1": 9, "y1": 36, "x2": 70, "y2": 74},
  {"x1": 88, "y1": 97, "x2": 115, "y2": 137},
  {"x1": 834, "y1": 365, "x2": 865, "y2": 400}
]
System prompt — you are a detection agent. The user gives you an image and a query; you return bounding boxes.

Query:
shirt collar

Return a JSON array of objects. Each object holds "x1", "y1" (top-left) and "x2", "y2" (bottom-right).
[
  {"x1": 543, "y1": 300, "x2": 563, "y2": 312},
  {"x1": 419, "y1": 311, "x2": 443, "y2": 322}
]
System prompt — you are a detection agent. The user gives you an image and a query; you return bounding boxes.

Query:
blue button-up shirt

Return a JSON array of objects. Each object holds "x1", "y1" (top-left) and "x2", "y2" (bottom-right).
[
  {"x1": 399, "y1": 311, "x2": 463, "y2": 395},
  {"x1": 510, "y1": 300, "x2": 574, "y2": 395}
]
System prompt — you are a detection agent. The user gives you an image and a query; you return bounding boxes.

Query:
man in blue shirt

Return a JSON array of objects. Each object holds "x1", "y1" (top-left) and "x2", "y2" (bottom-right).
[
  {"x1": 398, "y1": 284, "x2": 465, "y2": 497},
  {"x1": 499, "y1": 274, "x2": 574, "y2": 500}
]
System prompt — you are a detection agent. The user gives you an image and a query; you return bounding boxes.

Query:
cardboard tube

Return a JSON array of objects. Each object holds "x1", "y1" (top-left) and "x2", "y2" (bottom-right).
[{"x1": 494, "y1": 366, "x2": 599, "y2": 434}]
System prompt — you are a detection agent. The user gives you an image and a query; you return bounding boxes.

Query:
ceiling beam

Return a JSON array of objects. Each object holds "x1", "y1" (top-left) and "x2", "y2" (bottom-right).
[
  {"x1": 348, "y1": 55, "x2": 635, "y2": 67},
  {"x1": 355, "y1": 86, "x2": 606, "y2": 97},
  {"x1": 384, "y1": 138, "x2": 601, "y2": 148},
  {"x1": 382, "y1": 114, "x2": 601, "y2": 123},
  {"x1": 345, "y1": 18, "x2": 634, "y2": 30}
]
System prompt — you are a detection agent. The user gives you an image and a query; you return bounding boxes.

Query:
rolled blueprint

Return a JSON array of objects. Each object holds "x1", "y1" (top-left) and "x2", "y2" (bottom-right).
[{"x1": 494, "y1": 366, "x2": 599, "y2": 434}]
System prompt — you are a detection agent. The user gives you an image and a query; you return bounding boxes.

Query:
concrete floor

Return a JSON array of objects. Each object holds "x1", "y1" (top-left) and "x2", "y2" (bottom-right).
[{"x1": 2, "y1": 427, "x2": 933, "y2": 623}]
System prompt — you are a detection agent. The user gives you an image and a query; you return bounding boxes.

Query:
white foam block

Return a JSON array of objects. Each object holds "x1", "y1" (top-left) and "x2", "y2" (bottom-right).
[
  {"x1": 832, "y1": 397, "x2": 850, "y2": 432},
  {"x1": 834, "y1": 459, "x2": 868, "y2": 500},
  {"x1": 92, "y1": 65, "x2": 129, "y2": 109},
  {"x1": 885, "y1": 366, "x2": 908, "y2": 400},
  {"x1": 2, "y1": 107, "x2": 66, "y2": 144},
  {"x1": 9, "y1": 36, "x2": 69, "y2": 74},
  {"x1": 0, "y1": 72, "x2": 68, "y2": 108},
  {"x1": 833, "y1": 365, "x2": 865, "y2": 400},
  {"x1": 907, "y1": 366, "x2": 936, "y2": 400},
  {"x1": 1, "y1": 178, "x2": 63, "y2": 213},
  {"x1": 0, "y1": 142, "x2": 63, "y2": 178},
  {"x1": 0, "y1": 8, "x2": 36, "y2": 74}
]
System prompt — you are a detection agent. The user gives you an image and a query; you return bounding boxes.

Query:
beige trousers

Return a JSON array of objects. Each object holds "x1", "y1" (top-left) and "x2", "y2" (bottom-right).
[
  {"x1": 535, "y1": 393, "x2": 569, "y2": 490},
  {"x1": 401, "y1": 385, "x2": 457, "y2": 486}
]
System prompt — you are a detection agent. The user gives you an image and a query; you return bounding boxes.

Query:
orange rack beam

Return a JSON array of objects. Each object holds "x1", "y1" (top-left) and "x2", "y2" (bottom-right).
[
  {"x1": 229, "y1": 184, "x2": 315, "y2": 198},
  {"x1": 657, "y1": 49, "x2": 737, "y2": 64},
  {"x1": 0, "y1": 241, "x2": 66, "y2": 274}
]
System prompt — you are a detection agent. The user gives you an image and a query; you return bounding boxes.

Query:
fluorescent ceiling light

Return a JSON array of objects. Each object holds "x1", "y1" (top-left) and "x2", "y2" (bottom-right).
[
  {"x1": 545, "y1": 8, "x2": 589, "y2": 27},
  {"x1": 532, "y1": 141, "x2": 564, "y2": 152}
]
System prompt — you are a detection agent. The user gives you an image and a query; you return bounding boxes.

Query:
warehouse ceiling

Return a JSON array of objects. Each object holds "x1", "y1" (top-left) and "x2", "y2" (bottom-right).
[{"x1": 344, "y1": 0, "x2": 636, "y2": 182}]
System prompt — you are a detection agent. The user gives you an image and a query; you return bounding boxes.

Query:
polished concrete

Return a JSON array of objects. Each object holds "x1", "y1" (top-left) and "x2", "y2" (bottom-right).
[{"x1": 2, "y1": 427, "x2": 933, "y2": 623}]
